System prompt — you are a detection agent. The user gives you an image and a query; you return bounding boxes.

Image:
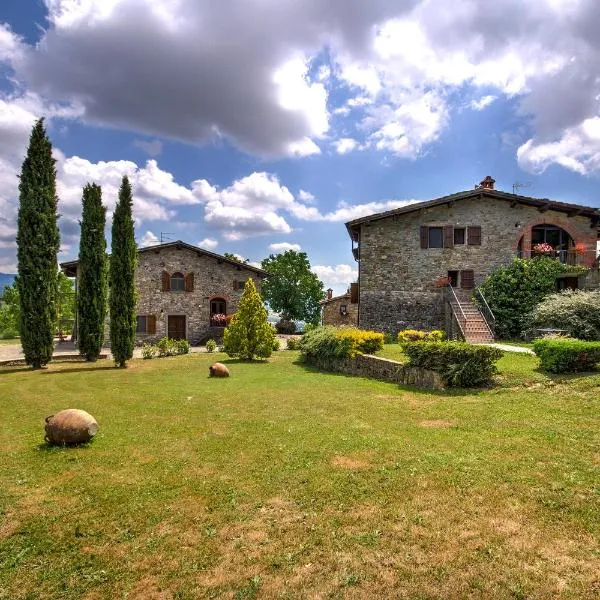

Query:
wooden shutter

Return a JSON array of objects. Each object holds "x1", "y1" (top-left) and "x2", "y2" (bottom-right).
[
  {"x1": 420, "y1": 226, "x2": 428, "y2": 249},
  {"x1": 147, "y1": 314, "x2": 157, "y2": 334},
  {"x1": 162, "y1": 270, "x2": 170, "y2": 292},
  {"x1": 185, "y1": 272, "x2": 194, "y2": 292},
  {"x1": 460, "y1": 269, "x2": 475, "y2": 289},
  {"x1": 443, "y1": 225, "x2": 454, "y2": 248},
  {"x1": 350, "y1": 282, "x2": 359, "y2": 304},
  {"x1": 467, "y1": 226, "x2": 482, "y2": 246}
]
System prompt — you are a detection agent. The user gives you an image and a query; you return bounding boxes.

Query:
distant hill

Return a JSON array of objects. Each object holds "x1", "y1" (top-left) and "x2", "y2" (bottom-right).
[{"x1": 0, "y1": 273, "x2": 16, "y2": 295}]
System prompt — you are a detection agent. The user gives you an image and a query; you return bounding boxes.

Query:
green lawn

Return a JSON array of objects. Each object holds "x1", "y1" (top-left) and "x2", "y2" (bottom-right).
[
  {"x1": 0, "y1": 338, "x2": 19, "y2": 346},
  {"x1": 1, "y1": 351, "x2": 599, "y2": 599}
]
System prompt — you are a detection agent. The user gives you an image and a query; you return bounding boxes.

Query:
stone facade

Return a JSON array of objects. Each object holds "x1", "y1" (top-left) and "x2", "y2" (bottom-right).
[
  {"x1": 321, "y1": 293, "x2": 359, "y2": 326},
  {"x1": 63, "y1": 242, "x2": 266, "y2": 345},
  {"x1": 350, "y1": 192, "x2": 599, "y2": 334},
  {"x1": 304, "y1": 353, "x2": 444, "y2": 390}
]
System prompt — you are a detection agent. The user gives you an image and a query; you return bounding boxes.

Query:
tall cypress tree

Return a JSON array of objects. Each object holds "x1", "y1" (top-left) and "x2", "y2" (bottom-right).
[
  {"x1": 78, "y1": 183, "x2": 107, "y2": 361},
  {"x1": 109, "y1": 176, "x2": 137, "y2": 368},
  {"x1": 16, "y1": 119, "x2": 60, "y2": 368}
]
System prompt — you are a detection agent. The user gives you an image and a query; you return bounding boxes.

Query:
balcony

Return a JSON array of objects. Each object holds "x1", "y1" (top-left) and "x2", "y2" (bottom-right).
[{"x1": 517, "y1": 249, "x2": 598, "y2": 268}]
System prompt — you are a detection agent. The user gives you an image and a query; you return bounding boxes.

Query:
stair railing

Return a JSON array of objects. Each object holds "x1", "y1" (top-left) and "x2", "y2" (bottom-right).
[
  {"x1": 444, "y1": 284, "x2": 467, "y2": 340},
  {"x1": 474, "y1": 286, "x2": 495, "y2": 337}
]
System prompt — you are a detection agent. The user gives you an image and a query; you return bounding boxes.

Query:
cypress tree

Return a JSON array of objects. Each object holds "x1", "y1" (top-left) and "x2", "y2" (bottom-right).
[
  {"x1": 109, "y1": 176, "x2": 137, "y2": 368},
  {"x1": 16, "y1": 119, "x2": 60, "y2": 368},
  {"x1": 78, "y1": 183, "x2": 107, "y2": 361}
]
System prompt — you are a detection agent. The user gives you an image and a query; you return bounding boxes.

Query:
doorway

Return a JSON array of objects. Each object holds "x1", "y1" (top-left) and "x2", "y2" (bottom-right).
[
  {"x1": 168, "y1": 315, "x2": 186, "y2": 340},
  {"x1": 447, "y1": 270, "x2": 459, "y2": 287}
]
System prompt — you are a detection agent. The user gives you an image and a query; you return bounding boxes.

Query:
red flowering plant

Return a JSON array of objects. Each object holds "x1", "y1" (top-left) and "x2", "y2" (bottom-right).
[
  {"x1": 532, "y1": 242, "x2": 555, "y2": 256},
  {"x1": 210, "y1": 313, "x2": 227, "y2": 326},
  {"x1": 434, "y1": 276, "x2": 451, "y2": 288},
  {"x1": 574, "y1": 242, "x2": 586, "y2": 255}
]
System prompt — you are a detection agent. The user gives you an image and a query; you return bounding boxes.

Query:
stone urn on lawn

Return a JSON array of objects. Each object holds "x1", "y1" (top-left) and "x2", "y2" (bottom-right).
[
  {"x1": 44, "y1": 409, "x2": 99, "y2": 445},
  {"x1": 209, "y1": 363, "x2": 230, "y2": 377}
]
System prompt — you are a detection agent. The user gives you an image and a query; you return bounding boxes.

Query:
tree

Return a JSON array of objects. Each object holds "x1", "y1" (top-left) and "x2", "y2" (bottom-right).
[
  {"x1": 224, "y1": 252, "x2": 248, "y2": 264},
  {"x1": 0, "y1": 283, "x2": 20, "y2": 338},
  {"x1": 479, "y1": 257, "x2": 587, "y2": 338},
  {"x1": 78, "y1": 183, "x2": 107, "y2": 360},
  {"x1": 260, "y1": 250, "x2": 324, "y2": 326},
  {"x1": 109, "y1": 176, "x2": 137, "y2": 367},
  {"x1": 223, "y1": 278, "x2": 275, "y2": 360},
  {"x1": 16, "y1": 119, "x2": 60, "y2": 368}
]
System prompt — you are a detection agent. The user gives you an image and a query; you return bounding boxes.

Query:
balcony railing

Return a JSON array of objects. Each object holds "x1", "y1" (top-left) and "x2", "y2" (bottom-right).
[{"x1": 517, "y1": 249, "x2": 599, "y2": 268}]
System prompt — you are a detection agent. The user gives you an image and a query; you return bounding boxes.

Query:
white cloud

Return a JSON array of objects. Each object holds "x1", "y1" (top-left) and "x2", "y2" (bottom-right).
[
  {"x1": 132, "y1": 138, "x2": 163, "y2": 157},
  {"x1": 297, "y1": 190, "x2": 317, "y2": 204},
  {"x1": 269, "y1": 242, "x2": 301, "y2": 253},
  {"x1": 198, "y1": 237, "x2": 218, "y2": 250},
  {"x1": 470, "y1": 95, "x2": 497, "y2": 111},
  {"x1": 517, "y1": 117, "x2": 600, "y2": 175},
  {"x1": 139, "y1": 231, "x2": 160, "y2": 246},
  {"x1": 289, "y1": 199, "x2": 418, "y2": 222},
  {"x1": 333, "y1": 137, "x2": 359, "y2": 154},
  {"x1": 312, "y1": 264, "x2": 358, "y2": 289}
]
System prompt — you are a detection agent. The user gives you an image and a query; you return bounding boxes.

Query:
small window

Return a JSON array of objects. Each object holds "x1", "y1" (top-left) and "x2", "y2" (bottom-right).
[
  {"x1": 170, "y1": 272, "x2": 185, "y2": 291},
  {"x1": 340, "y1": 304, "x2": 348, "y2": 316},
  {"x1": 428, "y1": 227, "x2": 443, "y2": 248},
  {"x1": 454, "y1": 228, "x2": 465, "y2": 245},
  {"x1": 136, "y1": 315, "x2": 147, "y2": 334}
]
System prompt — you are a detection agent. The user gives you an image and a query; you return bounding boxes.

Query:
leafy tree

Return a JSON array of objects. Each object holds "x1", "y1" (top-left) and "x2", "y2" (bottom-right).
[
  {"x1": 479, "y1": 257, "x2": 587, "y2": 339},
  {"x1": 109, "y1": 176, "x2": 137, "y2": 367},
  {"x1": 260, "y1": 250, "x2": 324, "y2": 326},
  {"x1": 0, "y1": 283, "x2": 20, "y2": 338},
  {"x1": 223, "y1": 278, "x2": 275, "y2": 360},
  {"x1": 224, "y1": 252, "x2": 248, "y2": 264},
  {"x1": 16, "y1": 119, "x2": 60, "y2": 368},
  {"x1": 78, "y1": 183, "x2": 107, "y2": 360}
]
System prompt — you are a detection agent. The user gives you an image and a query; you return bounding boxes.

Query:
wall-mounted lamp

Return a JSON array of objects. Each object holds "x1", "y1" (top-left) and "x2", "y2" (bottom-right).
[{"x1": 515, "y1": 222, "x2": 522, "y2": 228}]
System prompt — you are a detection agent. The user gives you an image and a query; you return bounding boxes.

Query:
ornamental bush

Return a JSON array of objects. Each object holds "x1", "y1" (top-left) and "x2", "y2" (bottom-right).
[
  {"x1": 533, "y1": 338, "x2": 600, "y2": 373},
  {"x1": 297, "y1": 326, "x2": 384, "y2": 360},
  {"x1": 402, "y1": 341, "x2": 503, "y2": 387},
  {"x1": 286, "y1": 337, "x2": 299, "y2": 350},
  {"x1": 529, "y1": 290, "x2": 600, "y2": 341},
  {"x1": 206, "y1": 338, "x2": 217, "y2": 353},
  {"x1": 398, "y1": 329, "x2": 445, "y2": 344},
  {"x1": 479, "y1": 257, "x2": 587, "y2": 339},
  {"x1": 154, "y1": 337, "x2": 189, "y2": 357}
]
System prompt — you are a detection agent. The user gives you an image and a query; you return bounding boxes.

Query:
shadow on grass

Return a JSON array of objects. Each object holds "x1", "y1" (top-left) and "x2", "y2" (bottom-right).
[
  {"x1": 40, "y1": 365, "x2": 116, "y2": 375},
  {"x1": 36, "y1": 441, "x2": 95, "y2": 452},
  {"x1": 0, "y1": 366, "x2": 34, "y2": 375}
]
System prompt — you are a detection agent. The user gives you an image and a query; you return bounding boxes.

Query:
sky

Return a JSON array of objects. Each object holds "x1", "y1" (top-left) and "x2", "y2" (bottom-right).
[{"x1": 1, "y1": 0, "x2": 599, "y2": 294}]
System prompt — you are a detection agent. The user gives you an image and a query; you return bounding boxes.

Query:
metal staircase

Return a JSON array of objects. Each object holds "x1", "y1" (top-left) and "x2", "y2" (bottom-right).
[{"x1": 447, "y1": 286, "x2": 495, "y2": 344}]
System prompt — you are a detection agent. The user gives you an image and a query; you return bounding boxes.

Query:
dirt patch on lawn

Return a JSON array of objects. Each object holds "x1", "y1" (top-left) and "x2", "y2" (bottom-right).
[
  {"x1": 419, "y1": 419, "x2": 454, "y2": 428},
  {"x1": 331, "y1": 454, "x2": 372, "y2": 469}
]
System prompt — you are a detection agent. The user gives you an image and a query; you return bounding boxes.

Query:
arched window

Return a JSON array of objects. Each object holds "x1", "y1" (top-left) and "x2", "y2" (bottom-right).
[
  {"x1": 170, "y1": 272, "x2": 185, "y2": 291},
  {"x1": 531, "y1": 225, "x2": 574, "y2": 251}
]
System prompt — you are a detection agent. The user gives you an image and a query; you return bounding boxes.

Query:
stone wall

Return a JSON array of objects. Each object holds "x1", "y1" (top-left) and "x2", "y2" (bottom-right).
[
  {"x1": 305, "y1": 353, "x2": 444, "y2": 390},
  {"x1": 322, "y1": 294, "x2": 359, "y2": 326},
  {"x1": 358, "y1": 195, "x2": 598, "y2": 333}
]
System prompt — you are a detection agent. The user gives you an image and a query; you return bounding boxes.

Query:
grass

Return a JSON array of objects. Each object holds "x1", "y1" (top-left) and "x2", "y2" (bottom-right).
[
  {"x1": 1, "y1": 351, "x2": 599, "y2": 598},
  {"x1": 0, "y1": 338, "x2": 19, "y2": 346}
]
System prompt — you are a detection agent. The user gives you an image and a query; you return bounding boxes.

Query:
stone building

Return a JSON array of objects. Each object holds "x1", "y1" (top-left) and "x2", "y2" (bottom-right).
[
  {"x1": 61, "y1": 240, "x2": 267, "y2": 344},
  {"x1": 345, "y1": 176, "x2": 600, "y2": 338},
  {"x1": 320, "y1": 285, "x2": 359, "y2": 326}
]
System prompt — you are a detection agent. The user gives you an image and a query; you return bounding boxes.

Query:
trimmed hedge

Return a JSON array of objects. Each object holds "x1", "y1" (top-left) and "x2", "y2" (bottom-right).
[
  {"x1": 533, "y1": 338, "x2": 600, "y2": 373},
  {"x1": 402, "y1": 341, "x2": 503, "y2": 387},
  {"x1": 398, "y1": 329, "x2": 444, "y2": 344},
  {"x1": 298, "y1": 326, "x2": 384, "y2": 360}
]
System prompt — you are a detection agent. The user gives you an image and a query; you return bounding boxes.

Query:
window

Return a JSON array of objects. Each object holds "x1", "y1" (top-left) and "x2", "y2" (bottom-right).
[
  {"x1": 233, "y1": 280, "x2": 246, "y2": 291},
  {"x1": 428, "y1": 227, "x2": 443, "y2": 248},
  {"x1": 170, "y1": 272, "x2": 185, "y2": 291},
  {"x1": 454, "y1": 228, "x2": 465, "y2": 245},
  {"x1": 136, "y1": 315, "x2": 147, "y2": 334},
  {"x1": 210, "y1": 298, "x2": 227, "y2": 315}
]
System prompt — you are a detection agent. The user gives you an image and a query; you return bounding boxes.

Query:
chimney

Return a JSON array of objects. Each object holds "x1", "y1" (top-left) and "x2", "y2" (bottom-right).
[
  {"x1": 327, "y1": 288, "x2": 333, "y2": 300},
  {"x1": 479, "y1": 175, "x2": 495, "y2": 190}
]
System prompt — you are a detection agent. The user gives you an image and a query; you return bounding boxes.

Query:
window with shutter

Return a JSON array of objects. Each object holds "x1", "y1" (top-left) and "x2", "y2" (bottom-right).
[
  {"x1": 467, "y1": 226, "x2": 482, "y2": 245},
  {"x1": 460, "y1": 270, "x2": 475, "y2": 289},
  {"x1": 170, "y1": 272, "x2": 185, "y2": 291},
  {"x1": 185, "y1": 273, "x2": 194, "y2": 292},
  {"x1": 147, "y1": 315, "x2": 157, "y2": 334},
  {"x1": 136, "y1": 315, "x2": 147, "y2": 334},
  {"x1": 350, "y1": 282, "x2": 359, "y2": 304},
  {"x1": 453, "y1": 228, "x2": 465, "y2": 245},
  {"x1": 161, "y1": 270, "x2": 170, "y2": 292},
  {"x1": 428, "y1": 227, "x2": 443, "y2": 248},
  {"x1": 420, "y1": 226, "x2": 428, "y2": 249},
  {"x1": 443, "y1": 225, "x2": 454, "y2": 248}
]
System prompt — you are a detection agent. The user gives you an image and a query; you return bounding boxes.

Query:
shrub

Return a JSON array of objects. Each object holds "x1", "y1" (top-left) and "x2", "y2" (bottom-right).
[
  {"x1": 275, "y1": 319, "x2": 296, "y2": 334},
  {"x1": 529, "y1": 290, "x2": 600, "y2": 341},
  {"x1": 176, "y1": 339, "x2": 190, "y2": 355},
  {"x1": 397, "y1": 329, "x2": 445, "y2": 344},
  {"x1": 156, "y1": 337, "x2": 178, "y2": 357},
  {"x1": 141, "y1": 343, "x2": 157, "y2": 359},
  {"x1": 272, "y1": 338, "x2": 281, "y2": 351},
  {"x1": 206, "y1": 338, "x2": 217, "y2": 353},
  {"x1": 533, "y1": 338, "x2": 600, "y2": 373},
  {"x1": 402, "y1": 341, "x2": 503, "y2": 387},
  {"x1": 383, "y1": 332, "x2": 396, "y2": 344},
  {"x1": 478, "y1": 257, "x2": 587, "y2": 339},
  {"x1": 286, "y1": 337, "x2": 299, "y2": 350},
  {"x1": 297, "y1": 326, "x2": 384, "y2": 360}
]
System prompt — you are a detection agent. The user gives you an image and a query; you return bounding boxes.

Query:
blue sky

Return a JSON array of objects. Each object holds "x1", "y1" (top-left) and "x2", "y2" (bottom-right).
[{"x1": 1, "y1": 0, "x2": 599, "y2": 293}]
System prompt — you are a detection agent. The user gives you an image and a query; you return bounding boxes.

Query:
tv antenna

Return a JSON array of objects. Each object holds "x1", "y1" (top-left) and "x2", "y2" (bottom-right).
[
  {"x1": 512, "y1": 181, "x2": 531, "y2": 195},
  {"x1": 160, "y1": 232, "x2": 174, "y2": 243}
]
